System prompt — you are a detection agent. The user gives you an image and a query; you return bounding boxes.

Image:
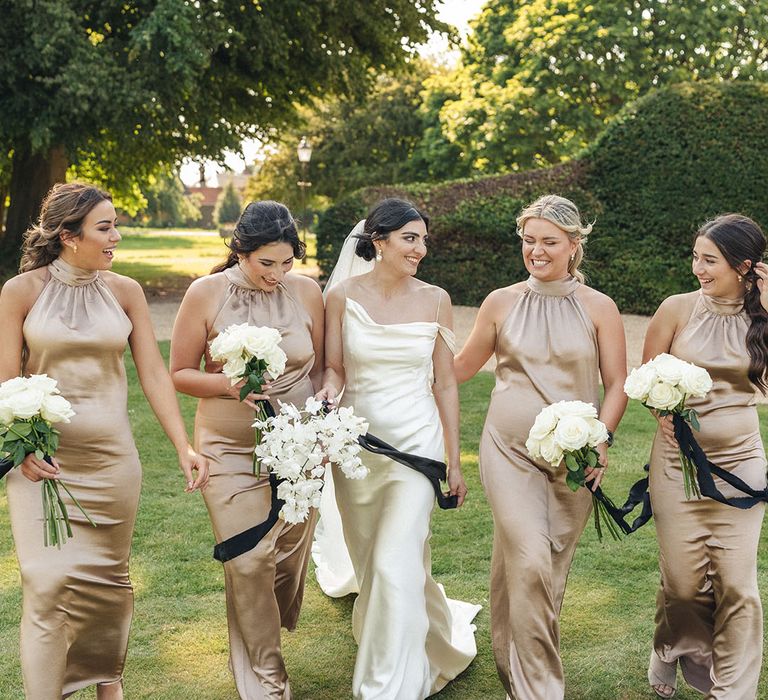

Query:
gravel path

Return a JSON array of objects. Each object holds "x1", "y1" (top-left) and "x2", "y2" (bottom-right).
[{"x1": 149, "y1": 298, "x2": 650, "y2": 371}]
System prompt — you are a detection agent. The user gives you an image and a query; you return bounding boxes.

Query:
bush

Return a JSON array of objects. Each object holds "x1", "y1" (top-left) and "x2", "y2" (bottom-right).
[
  {"x1": 317, "y1": 81, "x2": 768, "y2": 314},
  {"x1": 216, "y1": 183, "x2": 242, "y2": 225}
]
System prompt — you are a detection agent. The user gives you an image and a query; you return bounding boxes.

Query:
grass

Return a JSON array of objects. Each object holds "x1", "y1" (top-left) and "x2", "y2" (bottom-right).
[
  {"x1": 1, "y1": 356, "x2": 767, "y2": 698},
  {"x1": 111, "y1": 230, "x2": 319, "y2": 294}
]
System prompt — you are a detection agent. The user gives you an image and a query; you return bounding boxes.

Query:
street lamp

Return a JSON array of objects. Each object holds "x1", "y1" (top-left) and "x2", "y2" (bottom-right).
[{"x1": 297, "y1": 136, "x2": 313, "y2": 263}]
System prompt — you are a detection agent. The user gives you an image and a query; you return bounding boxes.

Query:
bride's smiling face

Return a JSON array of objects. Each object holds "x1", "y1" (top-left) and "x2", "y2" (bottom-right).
[{"x1": 375, "y1": 218, "x2": 428, "y2": 277}]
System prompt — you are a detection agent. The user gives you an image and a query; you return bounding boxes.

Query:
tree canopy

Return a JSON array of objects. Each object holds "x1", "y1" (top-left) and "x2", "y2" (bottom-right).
[{"x1": 0, "y1": 0, "x2": 446, "y2": 258}]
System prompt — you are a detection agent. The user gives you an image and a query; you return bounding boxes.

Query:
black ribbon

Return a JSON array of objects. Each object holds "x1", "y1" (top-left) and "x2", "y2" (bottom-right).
[
  {"x1": 591, "y1": 466, "x2": 653, "y2": 535},
  {"x1": 213, "y1": 407, "x2": 457, "y2": 562},
  {"x1": 0, "y1": 458, "x2": 13, "y2": 480},
  {"x1": 673, "y1": 413, "x2": 768, "y2": 508}
]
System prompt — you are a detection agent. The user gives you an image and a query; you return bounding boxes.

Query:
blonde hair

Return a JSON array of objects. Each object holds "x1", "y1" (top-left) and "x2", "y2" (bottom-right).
[
  {"x1": 516, "y1": 194, "x2": 593, "y2": 283},
  {"x1": 20, "y1": 182, "x2": 112, "y2": 272}
]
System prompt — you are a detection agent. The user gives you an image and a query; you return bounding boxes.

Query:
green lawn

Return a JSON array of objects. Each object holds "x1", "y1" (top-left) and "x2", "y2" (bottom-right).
[
  {"x1": 111, "y1": 231, "x2": 319, "y2": 294},
  {"x1": 1, "y1": 353, "x2": 766, "y2": 699}
]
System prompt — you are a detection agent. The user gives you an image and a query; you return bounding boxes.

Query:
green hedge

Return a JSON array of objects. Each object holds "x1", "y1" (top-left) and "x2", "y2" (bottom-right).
[{"x1": 317, "y1": 81, "x2": 768, "y2": 313}]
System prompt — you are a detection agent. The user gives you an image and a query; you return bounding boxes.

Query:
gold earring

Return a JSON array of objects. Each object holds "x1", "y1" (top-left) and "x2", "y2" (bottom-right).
[
  {"x1": 738, "y1": 274, "x2": 744, "y2": 283},
  {"x1": 73, "y1": 244, "x2": 78, "y2": 254},
  {"x1": 376, "y1": 249, "x2": 382, "y2": 262},
  {"x1": 569, "y1": 253, "x2": 575, "y2": 262}
]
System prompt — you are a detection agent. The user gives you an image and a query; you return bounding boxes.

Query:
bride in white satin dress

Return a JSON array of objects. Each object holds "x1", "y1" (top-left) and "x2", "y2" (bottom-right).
[{"x1": 313, "y1": 198, "x2": 480, "y2": 699}]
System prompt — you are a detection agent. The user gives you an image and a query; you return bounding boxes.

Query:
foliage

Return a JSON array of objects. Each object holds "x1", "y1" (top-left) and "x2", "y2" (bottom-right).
[
  {"x1": 134, "y1": 172, "x2": 202, "y2": 228},
  {"x1": 0, "y1": 0, "x2": 447, "y2": 255},
  {"x1": 420, "y1": 0, "x2": 768, "y2": 175},
  {"x1": 318, "y1": 81, "x2": 768, "y2": 314},
  {"x1": 215, "y1": 184, "x2": 242, "y2": 226}
]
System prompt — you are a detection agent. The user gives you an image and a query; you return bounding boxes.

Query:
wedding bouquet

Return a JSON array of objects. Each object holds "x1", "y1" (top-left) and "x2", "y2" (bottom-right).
[
  {"x1": 254, "y1": 397, "x2": 369, "y2": 524},
  {"x1": 209, "y1": 322, "x2": 287, "y2": 473},
  {"x1": 526, "y1": 400, "x2": 622, "y2": 540},
  {"x1": 0, "y1": 375, "x2": 94, "y2": 547},
  {"x1": 624, "y1": 353, "x2": 713, "y2": 499}
]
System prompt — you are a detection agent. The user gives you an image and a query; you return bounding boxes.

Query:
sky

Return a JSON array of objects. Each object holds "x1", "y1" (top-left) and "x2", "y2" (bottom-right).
[{"x1": 179, "y1": 0, "x2": 488, "y2": 187}]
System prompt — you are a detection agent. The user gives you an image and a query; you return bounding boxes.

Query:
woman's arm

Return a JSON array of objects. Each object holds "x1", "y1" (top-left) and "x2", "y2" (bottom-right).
[
  {"x1": 316, "y1": 285, "x2": 346, "y2": 404},
  {"x1": 454, "y1": 289, "x2": 508, "y2": 384},
  {"x1": 433, "y1": 289, "x2": 467, "y2": 506},
  {"x1": 293, "y1": 275, "x2": 325, "y2": 392},
  {"x1": 118, "y1": 277, "x2": 208, "y2": 491}
]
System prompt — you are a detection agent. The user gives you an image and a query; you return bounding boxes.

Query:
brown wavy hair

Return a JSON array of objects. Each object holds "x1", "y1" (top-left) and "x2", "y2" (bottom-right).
[{"x1": 19, "y1": 182, "x2": 112, "y2": 272}]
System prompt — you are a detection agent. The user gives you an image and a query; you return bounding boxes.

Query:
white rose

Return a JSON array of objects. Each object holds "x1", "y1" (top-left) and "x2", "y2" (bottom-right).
[
  {"x1": 9, "y1": 388, "x2": 45, "y2": 420},
  {"x1": 551, "y1": 400, "x2": 598, "y2": 419},
  {"x1": 650, "y1": 353, "x2": 686, "y2": 385},
  {"x1": 646, "y1": 380, "x2": 683, "y2": 411},
  {"x1": 679, "y1": 363, "x2": 713, "y2": 398},
  {"x1": 587, "y1": 418, "x2": 609, "y2": 447},
  {"x1": 624, "y1": 364, "x2": 657, "y2": 401},
  {"x1": 525, "y1": 435, "x2": 542, "y2": 460},
  {"x1": 539, "y1": 434, "x2": 564, "y2": 466},
  {"x1": 209, "y1": 325, "x2": 247, "y2": 362},
  {"x1": 553, "y1": 415, "x2": 592, "y2": 451},
  {"x1": 222, "y1": 356, "x2": 247, "y2": 383},
  {"x1": 0, "y1": 400, "x2": 14, "y2": 426},
  {"x1": 40, "y1": 394, "x2": 75, "y2": 423},
  {"x1": 0, "y1": 376, "x2": 29, "y2": 399},
  {"x1": 26, "y1": 374, "x2": 59, "y2": 396},
  {"x1": 529, "y1": 406, "x2": 558, "y2": 441}
]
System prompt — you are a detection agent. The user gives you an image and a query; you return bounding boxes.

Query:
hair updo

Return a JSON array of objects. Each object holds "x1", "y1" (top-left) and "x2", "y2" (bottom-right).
[
  {"x1": 20, "y1": 182, "x2": 112, "y2": 272},
  {"x1": 696, "y1": 213, "x2": 768, "y2": 392},
  {"x1": 211, "y1": 200, "x2": 305, "y2": 273},
  {"x1": 354, "y1": 198, "x2": 429, "y2": 261},
  {"x1": 516, "y1": 194, "x2": 593, "y2": 283}
]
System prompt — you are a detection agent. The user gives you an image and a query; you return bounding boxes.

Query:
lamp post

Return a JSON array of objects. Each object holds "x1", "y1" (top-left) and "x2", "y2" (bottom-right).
[{"x1": 297, "y1": 136, "x2": 313, "y2": 263}]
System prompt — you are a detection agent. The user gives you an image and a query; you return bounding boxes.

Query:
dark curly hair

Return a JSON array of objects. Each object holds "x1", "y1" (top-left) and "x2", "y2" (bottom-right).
[{"x1": 354, "y1": 198, "x2": 429, "y2": 261}]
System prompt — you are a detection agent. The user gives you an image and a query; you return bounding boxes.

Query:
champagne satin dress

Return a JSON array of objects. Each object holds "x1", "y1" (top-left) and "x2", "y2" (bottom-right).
[
  {"x1": 194, "y1": 265, "x2": 317, "y2": 700},
  {"x1": 480, "y1": 275, "x2": 598, "y2": 700},
  {"x1": 648, "y1": 291, "x2": 766, "y2": 699},
  {"x1": 322, "y1": 295, "x2": 480, "y2": 700},
  {"x1": 6, "y1": 258, "x2": 140, "y2": 698}
]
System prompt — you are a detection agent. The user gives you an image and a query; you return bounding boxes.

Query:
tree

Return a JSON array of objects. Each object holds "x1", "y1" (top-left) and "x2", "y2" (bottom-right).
[
  {"x1": 216, "y1": 183, "x2": 242, "y2": 226},
  {"x1": 424, "y1": 0, "x2": 768, "y2": 174},
  {"x1": 138, "y1": 172, "x2": 201, "y2": 228},
  {"x1": 0, "y1": 0, "x2": 446, "y2": 262}
]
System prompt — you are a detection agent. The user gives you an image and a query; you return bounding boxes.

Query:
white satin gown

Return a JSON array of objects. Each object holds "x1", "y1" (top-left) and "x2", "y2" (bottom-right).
[{"x1": 312, "y1": 296, "x2": 480, "y2": 699}]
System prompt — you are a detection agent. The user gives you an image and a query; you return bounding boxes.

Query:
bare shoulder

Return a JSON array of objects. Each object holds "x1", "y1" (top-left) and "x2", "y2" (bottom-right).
[
  {"x1": 480, "y1": 282, "x2": 526, "y2": 317},
  {"x1": 284, "y1": 272, "x2": 322, "y2": 299},
  {"x1": 0, "y1": 268, "x2": 48, "y2": 310},
  {"x1": 183, "y1": 271, "x2": 229, "y2": 299},
  {"x1": 654, "y1": 291, "x2": 698, "y2": 321},
  {"x1": 575, "y1": 284, "x2": 620, "y2": 315}
]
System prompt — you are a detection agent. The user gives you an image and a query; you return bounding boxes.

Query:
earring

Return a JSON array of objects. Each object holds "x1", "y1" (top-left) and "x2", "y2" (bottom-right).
[
  {"x1": 73, "y1": 244, "x2": 78, "y2": 254},
  {"x1": 738, "y1": 274, "x2": 743, "y2": 283},
  {"x1": 376, "y1": 249, "x2": 382, "y2": 262},
  {"x1": 569, "y1": 253, "x2": 575, "y2": 262}
]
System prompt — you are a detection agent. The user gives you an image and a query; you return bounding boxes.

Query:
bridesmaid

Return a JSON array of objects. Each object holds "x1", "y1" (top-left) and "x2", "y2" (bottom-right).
[
  {"x1": 170, "y1": 200, "x2": 324, "y2": 699},
  {"x1": 454, "y1": 194, "x2": 627, "y2": 699},
  {"x1": 0, "y1": 182, "x2": 208, "y2": 699},
  {"x1": 643, "y1": 214, "x2": 768, "y2": 699}
]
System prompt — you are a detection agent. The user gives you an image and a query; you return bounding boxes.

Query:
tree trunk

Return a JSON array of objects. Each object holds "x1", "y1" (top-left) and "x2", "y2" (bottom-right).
[{"x1": 2, "y1": 145, "x2": 68, "y2": 268}]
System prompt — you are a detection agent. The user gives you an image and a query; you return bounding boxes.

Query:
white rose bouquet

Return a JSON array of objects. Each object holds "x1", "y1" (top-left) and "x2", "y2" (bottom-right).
[
  {"x1": 624, "y1": 353, "x2": 713, "y2": 499},
  {"x1": 0, "y1": 375, "x2": 94, "y2": 547},
  {"x1": 209, "y1": 323, "x2": 287, "y2": 474},
  {"x1": 254, "y1": 397, "x2": 369, "y2": 524},
  {"x1": 526, "y1": 400, "x2": 621, "y2": 540}
]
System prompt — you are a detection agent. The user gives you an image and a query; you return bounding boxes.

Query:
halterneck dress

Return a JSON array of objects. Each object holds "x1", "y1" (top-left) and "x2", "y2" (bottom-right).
[
  {"x1": 479, "y1": 275, "x2": 599, "y2": 700},
  {"x1": 318, "y1": 294, "x2": 480, "y2": 700},
  {"x1": 648, "y1": 291, "x2": 766, "y2": 699},
  {"x1": 194, "y1": 265, "x2": 317, "y2": 700},
  {"x1": 7, "y1": 258, "x2": 140, "y2": 698}
]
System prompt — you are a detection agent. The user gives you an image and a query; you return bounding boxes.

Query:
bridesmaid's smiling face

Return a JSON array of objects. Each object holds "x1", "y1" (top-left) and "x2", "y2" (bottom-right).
[
  {"x1": 375, "y1": 218, "x2": 428, "y2": 277},
  {"x1": 521, "y1": 217, "x2": 577, "y2": 281},
  {"x1": 239, "y1": 241, "x2": 295, "y2": 292},
  {"x1": 60, "y1": 199, "x2": 121, "y2": 270},
  {"x1": 692, "y1": 235, "x2": 746, "y2": 299}
]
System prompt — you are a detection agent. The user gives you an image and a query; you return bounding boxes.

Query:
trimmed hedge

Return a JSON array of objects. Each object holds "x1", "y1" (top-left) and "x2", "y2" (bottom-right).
[{"x1": 317, "y1": 81, "x2": 768, "y2": 314}]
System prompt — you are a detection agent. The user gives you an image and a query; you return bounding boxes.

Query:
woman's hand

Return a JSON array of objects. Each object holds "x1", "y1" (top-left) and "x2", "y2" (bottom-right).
[
  {"x1": 656, "y1": 413, "x2": 678, "y2": 448},
  {"x1": 447, "y1": 464, "x2": 468, "y2": 507},
  {"x1": 314, "y1": 385, "x2": 338, "y2": 408},
  {"x1": 178, "y1": 445, "x2": 209, "y2": 492},
  {"x1": 754, "y1": 261, "x2": 768, "y2": 313},
  {"x1": 20, "y1": 452, "x2": 60, "y2": 482},
  {"x1": 585, "y1": 442, "x2": 608, "y2": 491},
  {"x1": 224, "y1": 375, "x2": 271, "y2": 410}
]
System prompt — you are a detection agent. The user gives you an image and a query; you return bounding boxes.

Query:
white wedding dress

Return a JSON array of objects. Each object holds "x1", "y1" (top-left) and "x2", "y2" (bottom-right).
[{"x1": 312, "y1": 292, "x2": 480, "y2": 699}]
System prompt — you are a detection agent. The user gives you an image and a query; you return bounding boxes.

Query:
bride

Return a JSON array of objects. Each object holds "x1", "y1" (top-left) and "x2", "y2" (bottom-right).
[{"x1": 314, "y1": 198, "x2": 480, "y2": 699}]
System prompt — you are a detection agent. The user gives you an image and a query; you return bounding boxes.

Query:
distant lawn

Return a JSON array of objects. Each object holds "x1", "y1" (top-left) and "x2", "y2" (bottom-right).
[
  {"x1": 0, "y1": 356, "x2": 766, "y2": 698},
  {"x1": 112, "y1": 230, "x2": 319, "y2": 294}
]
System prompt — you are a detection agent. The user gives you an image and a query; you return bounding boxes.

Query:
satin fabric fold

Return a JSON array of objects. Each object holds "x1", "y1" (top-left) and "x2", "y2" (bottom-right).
[
  {"x1": 314, "y1": 295, "x2": 479, "y2": 699},
  {"x1": 194, "y1": 266, "x2": 317, "y2": 700},
  {"x1": 7, "y1": 258, "x2": 140, "y2": 698},
  {"x1": 480, "y1": 275, "x2": 598, "y2": 700},
  {"x1": 649, "y1": 291, "x2": 765, "y2": 699}
]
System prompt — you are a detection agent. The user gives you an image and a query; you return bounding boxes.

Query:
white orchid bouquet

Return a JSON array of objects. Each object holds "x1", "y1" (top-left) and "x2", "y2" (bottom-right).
[
  {"x1": 254, "y1": 397, "x2": 369, "y2": 524},
  {"x1": 526, "y1": 400, "x2": 621, "y2": 540},
  {"x1": 624, "y1": 353, "x2": 713, "y2": 499},
  {"x1": 0, "y1": 375, "x2": 95, "y2": 547},
  {"x1": 209, "y1": 322, "x2": 287, "y2": 474}
]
